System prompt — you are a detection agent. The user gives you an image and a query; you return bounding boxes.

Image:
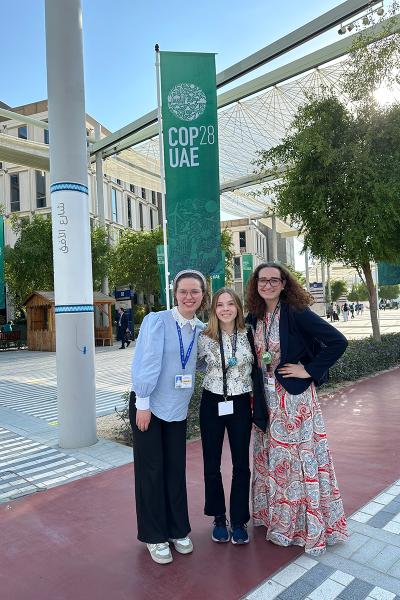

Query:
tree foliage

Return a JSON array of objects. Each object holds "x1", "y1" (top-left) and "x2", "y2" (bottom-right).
[
  {"x1": 4, "y1": 216, "x2": 112, "y2": 308},
  {"x1": 255, "y1": 95, "x2": 400, "y2": 340},
  {"x1": 348, "y1": 283, "x2": 369, "y2": 302},
  {"x1": 109, "y1": 228, "x2": 163, "y2": 309},
  {"x1": 330, "y1": 280, "x2": 348, "y2": 303},
  {"x1": 220, "y1": 228, "x2": 234, "y2": 285},
  {"x1": 379, "y1": 284, "x2": 400, "y2": 300}
]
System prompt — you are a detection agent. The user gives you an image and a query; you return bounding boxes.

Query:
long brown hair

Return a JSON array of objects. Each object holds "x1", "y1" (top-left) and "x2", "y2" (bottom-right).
[
  {"x1": 246, "y1": 262, "x2": 313, "y2": 318},
  {"x1": 203, "y1": 287, "x2": 246, "y2": 341}
]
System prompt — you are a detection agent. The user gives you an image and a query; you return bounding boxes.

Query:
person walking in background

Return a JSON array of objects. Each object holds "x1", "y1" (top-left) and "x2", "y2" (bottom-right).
[
  {"x1": 350, "y1": 303, "x2": 355, "y2": 319},
  {"x1": 197, "y1": 288, "x2": 255, "y2": 546},
  {"x1": 116, "y1": 307, "x2": 130, "y2": 349},
  {"x1": 246, "y1": 262, "x2": 348, "y2": 555},
  {"x1": 129, "y1": 270, "x2": 207, "y2": 565},
  {"x1": 343, "y1": 302, "x2": 349, "y2": 322}
]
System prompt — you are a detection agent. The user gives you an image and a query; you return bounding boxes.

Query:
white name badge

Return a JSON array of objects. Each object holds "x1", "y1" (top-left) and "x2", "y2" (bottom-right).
[
  {"x1": 266, "y1": 377, "x2": 276, "y2": 393},
  {"x1": 218, "y1": 400, "x2": 234, "y2": 416},
  {"x1": 175, "y1": 374, "x2": 193, "y2": 389}
]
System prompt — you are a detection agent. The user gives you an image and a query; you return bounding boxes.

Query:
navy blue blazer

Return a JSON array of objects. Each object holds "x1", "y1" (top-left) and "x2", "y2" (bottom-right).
[{"x1": 246, "y1": 302, "x2": 348, "y2": 397}]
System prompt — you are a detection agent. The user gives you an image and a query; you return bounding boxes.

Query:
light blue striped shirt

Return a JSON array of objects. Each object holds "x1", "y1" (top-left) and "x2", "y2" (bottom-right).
[{"x1": 131, "y1": 309, "x2": 204, "y2": 422}]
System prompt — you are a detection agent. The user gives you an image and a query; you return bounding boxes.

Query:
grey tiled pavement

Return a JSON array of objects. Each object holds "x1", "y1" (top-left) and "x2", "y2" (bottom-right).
[{"x1": 245, "y1": 481, "x2": 400, "y2": 600}]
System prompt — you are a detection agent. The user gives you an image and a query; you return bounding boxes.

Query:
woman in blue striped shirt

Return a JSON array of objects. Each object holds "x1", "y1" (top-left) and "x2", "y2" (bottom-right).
[{"x1": 129, "y1": 270, "x2": 207, "y2": 565}]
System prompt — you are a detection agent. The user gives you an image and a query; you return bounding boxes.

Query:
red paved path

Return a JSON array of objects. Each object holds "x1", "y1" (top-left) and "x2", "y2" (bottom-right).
[{"x1": 1, "y1": 367, "x2": 399, "y2": 600}]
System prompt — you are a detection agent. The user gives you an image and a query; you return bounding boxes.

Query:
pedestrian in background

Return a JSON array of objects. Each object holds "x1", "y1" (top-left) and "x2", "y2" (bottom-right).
[{"x1": 116, "y1": 307, "x2": 130, "y2": 349}]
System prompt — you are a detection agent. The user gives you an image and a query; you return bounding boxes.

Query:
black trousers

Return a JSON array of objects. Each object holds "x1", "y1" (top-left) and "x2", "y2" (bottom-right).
[
  {"x1": 200, "y1": 389, "x2": 252, "y2": 526},
  {"x1": 129, "y1": 393, "x2": 190, "y2": 543}
]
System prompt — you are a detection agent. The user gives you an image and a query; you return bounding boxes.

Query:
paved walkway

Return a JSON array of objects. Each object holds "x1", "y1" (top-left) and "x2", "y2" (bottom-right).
[
  {"x1": 329, "y1": 309, "x2": 400, "y2": 340},
  {"x1": 0, "y1": 362, "x2": 399, "y2": 599}
]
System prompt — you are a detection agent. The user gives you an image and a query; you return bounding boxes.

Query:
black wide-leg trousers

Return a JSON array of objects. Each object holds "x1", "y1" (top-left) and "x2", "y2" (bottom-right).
[
  {"x1": 129, "y1": 392, "x2": 190, "y2": 544},
  {"x1": 200, "y1": 389, "x2": 252, "y2": 526}
]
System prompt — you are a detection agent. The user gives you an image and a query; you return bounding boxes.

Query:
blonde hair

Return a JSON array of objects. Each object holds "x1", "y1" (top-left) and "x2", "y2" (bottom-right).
[{"x1": 203, "y1": 287, "x2": 246, "y2": 341}]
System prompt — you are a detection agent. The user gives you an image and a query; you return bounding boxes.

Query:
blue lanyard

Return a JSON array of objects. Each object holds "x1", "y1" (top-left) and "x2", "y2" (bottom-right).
[{"x1": 176, "y1": 321, "x2": 196, "y2": 370}]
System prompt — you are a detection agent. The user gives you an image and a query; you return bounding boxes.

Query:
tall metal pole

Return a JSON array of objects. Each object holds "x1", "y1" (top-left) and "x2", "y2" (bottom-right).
[
  {"x1": 271, "y1": 212, "x2": 278, "y2": 261},
  {"x1": 304, "y1": 247, "x2": 310, "y2": 290},
  {"x1": 155, "y1": 45, "x2": 170, "y2": 309},
  {"x1": 321, "y1": 261, "x2": 326, "y2": 315},
  {"x1": 94, "y1": 122, "x2": 109, "y2": 296},
  {"x1": 45, "y1": 0, "x2": 97, "y2": 448}
]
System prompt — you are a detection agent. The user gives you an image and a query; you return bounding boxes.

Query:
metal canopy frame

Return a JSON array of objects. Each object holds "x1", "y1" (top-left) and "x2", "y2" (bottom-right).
[{"x1": 90, "y1": 0, "x2": 379, "y2": 159}]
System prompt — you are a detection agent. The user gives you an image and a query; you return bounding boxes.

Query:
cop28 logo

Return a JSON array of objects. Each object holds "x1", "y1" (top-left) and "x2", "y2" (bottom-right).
[{"x1": 167, "y1": 83, "x2": 207, "y2": 121}]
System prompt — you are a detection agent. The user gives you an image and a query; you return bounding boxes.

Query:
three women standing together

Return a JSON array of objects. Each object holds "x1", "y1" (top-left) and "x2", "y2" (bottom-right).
[{"x1": 130, "y1": 263, "x2": 348, "y2": 564}]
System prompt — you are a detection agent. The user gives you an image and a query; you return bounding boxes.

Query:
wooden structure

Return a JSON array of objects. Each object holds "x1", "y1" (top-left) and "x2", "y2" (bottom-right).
[{"x1": 24, "y1": 291, "x2": 115, "y2": 352}]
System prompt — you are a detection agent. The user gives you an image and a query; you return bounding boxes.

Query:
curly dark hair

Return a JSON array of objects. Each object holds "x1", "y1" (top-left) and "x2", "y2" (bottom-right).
[{"x1": 246, "y1": 262, "x2": 313, "y2": 318}]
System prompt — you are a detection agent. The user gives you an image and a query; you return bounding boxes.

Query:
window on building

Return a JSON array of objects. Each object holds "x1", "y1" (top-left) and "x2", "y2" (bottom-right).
[
  {"x1": 239, "y1": 231, "x2": 246, "y2": 249},
  {"x1": 36, "y1": 170, "x2": 46, "y2": 208},
  {"x1": 139, "y1": 203, "x2": 144, "y2": 230},
  {"x1": 10, "y1": 173, "x2": 20, "y2": 212},
  {"x1": 0, "y1": 162, "x2": 3, "y2": 170},
  {"x1": 234, "y1": 256, "x2": 241, "y2": 279},
  {"x1": 111, "y1": 188, "x2": 118, "y2": 222},
  {"x1": 151, "y1": 191, "x2": 156, "y2": 205},
  {"x1": 150, "y1": 209, "x2": 154, "y2": 230},
  {"x1": 127, "y1": 197, "x2": 132, "y2": 228},
  {"x1": 130, "y1": 184, "x2": 135, "y2": 193},
  {"x1": 18, "y1": 125, "x2": 27, "y2": 140},
  {"x1": 44, "y1": 129, "x2": 49, "y2": 144},
  {"x1": 116, "y1": 179, "x2": 122, "y2": 186},
  {"x1": 141, "y1": 187, "x2": 146, "y2": 199},
  {"x1": 157, "y1": 192, "x2": 162, "y2": 205}
]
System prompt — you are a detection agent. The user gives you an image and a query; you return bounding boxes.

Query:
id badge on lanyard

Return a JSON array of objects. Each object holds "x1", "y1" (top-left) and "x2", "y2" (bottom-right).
[{"x1": 175, "y1": 322, "x2": 195, "y2": 389}]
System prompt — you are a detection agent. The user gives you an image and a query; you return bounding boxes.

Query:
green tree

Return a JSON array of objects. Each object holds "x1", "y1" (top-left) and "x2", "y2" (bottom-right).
[
  {"x1": 109, "y1": 228, "x2": 163, "y2": 311},
  {"x1": 91, "y1": 226, "x2": 113, "y2": 291},
  {"x1": 5, "y1": 215, "x2": 53, "y2": 308},
  {"x1": 220, "y1": 228, "x2": 234, "y2": 285},
  {"x1": 256, "y1": 96, "x2": 400, "y2": 341},
  {"x1": 285, "y1": 264, "x2": 305, "y2": 286},
  {"x1": 330, "y1": 280, "x2": 348, "y2": 303},
  {"x1": 379, "y1": 284, "x2": 400, "y2": 300},
  {"x1": 4, "y1": 216, "x2": 112, "y2": 309},
  {"x1": 348, "y1": 283, "x2": 369, "y2": 302}
]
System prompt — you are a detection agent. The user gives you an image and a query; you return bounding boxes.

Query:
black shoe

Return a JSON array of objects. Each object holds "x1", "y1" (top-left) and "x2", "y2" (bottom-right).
[
  {"x1": 212, "y1": 515, "x2": 230, "y2": 543},
  {"x1": 126, "y1": 340, "x2": 131, "y2": 347},
  {"x1": 119, "y1": 346, "x2": 125, "y2": 349}
]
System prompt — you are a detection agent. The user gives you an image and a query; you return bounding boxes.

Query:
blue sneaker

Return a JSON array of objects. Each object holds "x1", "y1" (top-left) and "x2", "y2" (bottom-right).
[
  {"x1": 212, "y1": 515, "x2": 230, "y2": 543},
  {"x1": 231, "y1": 524, "x2": 249, "y2": 545}
]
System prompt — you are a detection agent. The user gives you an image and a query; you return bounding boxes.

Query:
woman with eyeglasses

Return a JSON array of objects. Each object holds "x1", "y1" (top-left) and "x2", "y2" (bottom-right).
[
  {"x1": 129, "y1": 270, "x2": 208, "y2": 565},
  {"x1": 246, "y1": 262, "x2": 348, "y2": 555}
]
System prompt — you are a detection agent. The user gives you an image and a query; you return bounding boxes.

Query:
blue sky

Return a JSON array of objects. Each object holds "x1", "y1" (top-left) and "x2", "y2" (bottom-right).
[{"x1": 3, "y1": 0, "x2": 344, "y2": 131}]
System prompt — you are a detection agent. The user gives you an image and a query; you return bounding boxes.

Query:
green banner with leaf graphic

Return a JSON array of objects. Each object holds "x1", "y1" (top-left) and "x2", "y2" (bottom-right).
[
  {"x1": 242, "y1": 253, "x2": 254, "y2": 294},
  {"x1": 0, "y1": 217, "x2": 5, "y2": 309},
  {"x1": 160, "y1": 51, "x2": 222, "y2": 280},
  {"x1": 210, "y1": 251, "x2": 225, "y2": 295}
]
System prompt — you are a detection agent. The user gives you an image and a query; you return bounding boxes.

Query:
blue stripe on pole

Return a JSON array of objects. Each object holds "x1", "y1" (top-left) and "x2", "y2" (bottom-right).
[
  {"x1": 50, "y1": 182, "x2": 89, "y2": 194},
  {"x1": 55, "y1": 304, "x2": 94, "y2": 314}
]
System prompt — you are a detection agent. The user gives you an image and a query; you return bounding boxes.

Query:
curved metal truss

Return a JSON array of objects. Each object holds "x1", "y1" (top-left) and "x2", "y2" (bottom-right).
[{"x1": 133, "y1": 58, "x2": 349, "y2": 217}]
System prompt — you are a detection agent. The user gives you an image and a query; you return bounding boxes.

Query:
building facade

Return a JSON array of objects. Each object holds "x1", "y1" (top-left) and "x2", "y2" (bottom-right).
[{"x1": 221, "y1": 217, "x2": 295, "y2": 300}]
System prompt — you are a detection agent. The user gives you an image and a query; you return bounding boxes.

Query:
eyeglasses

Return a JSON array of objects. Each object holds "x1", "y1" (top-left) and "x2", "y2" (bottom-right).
[
  {"x1": 176, "y1": 289, "x2": 203, "y2": 297},
  {"x1": 257, "y1": 277, "x2": 282, "y2": 288}
]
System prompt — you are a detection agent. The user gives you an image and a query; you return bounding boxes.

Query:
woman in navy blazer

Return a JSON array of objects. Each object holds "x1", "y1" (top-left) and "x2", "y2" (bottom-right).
[{"x1": 246, "y1": 261, "x2": 348, "y2": 555}]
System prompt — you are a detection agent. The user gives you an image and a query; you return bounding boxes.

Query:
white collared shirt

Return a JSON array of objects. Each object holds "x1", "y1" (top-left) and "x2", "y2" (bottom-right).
[{"x1": 172, "y1": 306, "x2": 197, "y2": 331}]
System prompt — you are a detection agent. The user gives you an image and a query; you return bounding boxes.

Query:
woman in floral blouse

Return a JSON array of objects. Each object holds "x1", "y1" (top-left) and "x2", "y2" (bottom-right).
[{"x1": 197, "y1": 287, "x2": 254, "y2": 545}]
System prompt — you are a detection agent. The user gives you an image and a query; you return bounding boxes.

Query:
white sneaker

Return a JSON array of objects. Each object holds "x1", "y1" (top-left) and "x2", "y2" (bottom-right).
[
  {"x1": 146, "y1": 542, "x2": 173, "y2": 564},
  {"x1": 169, "y1": 536, "x2": 193, "y2": 554}
]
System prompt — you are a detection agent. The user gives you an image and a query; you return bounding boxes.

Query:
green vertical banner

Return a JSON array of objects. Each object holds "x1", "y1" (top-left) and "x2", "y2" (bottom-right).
[
  {"x1": 0, "y1": 217, "x2": 5, "y2": 309},
  {"x1": 211, "y1": 251, "x2": 225, "y2": 295},
  {"x1": 378, "y1": 262, "x2": 400, "y2": 285},
  {"x1": 160, "y1": 51, "x2": 222, "y2": 280},
  {"x1": 156, "y1": 245, "x2": 167, "y2": 306},
  {"x1": 242, "y1": 254, "x2": 254, "y2": 295}
]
